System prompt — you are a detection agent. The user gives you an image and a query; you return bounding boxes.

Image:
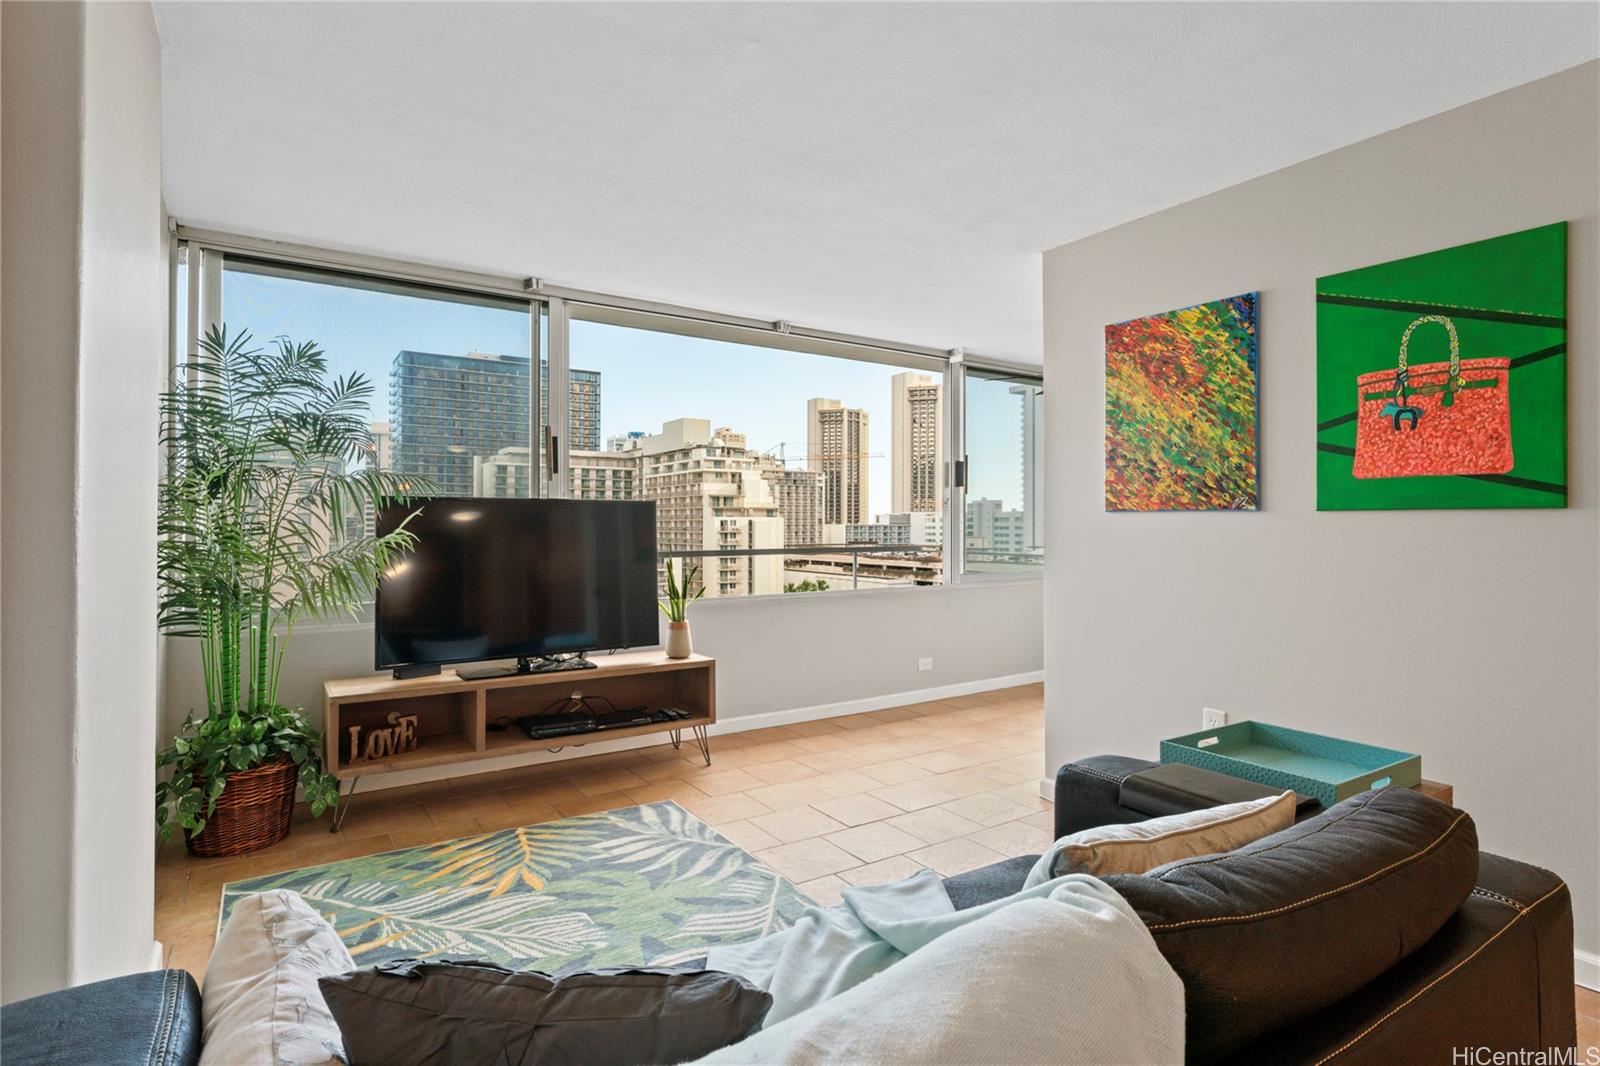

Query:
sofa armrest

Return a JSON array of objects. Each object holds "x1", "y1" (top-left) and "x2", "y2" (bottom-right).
[
  {"x1": 1224, "y1": 853, "x2": 1575, "y2": 1063},
  {"x1": 0, "y1": 969, "x2": 202, "y2": 1066},
  {"x1": 1053, "y1": 755, "x2": 1157, "y2": 838}
]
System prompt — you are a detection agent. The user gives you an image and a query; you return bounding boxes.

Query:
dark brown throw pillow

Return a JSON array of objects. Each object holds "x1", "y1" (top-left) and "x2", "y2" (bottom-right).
[{"x1": 319, "y1": 960, "x2": 771, "y2": 1066}]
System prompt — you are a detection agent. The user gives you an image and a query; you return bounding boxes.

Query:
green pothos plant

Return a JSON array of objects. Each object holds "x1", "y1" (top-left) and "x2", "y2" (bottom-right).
[{"x1": 155, "y1": 325, "x2": 430, "y2": 838}]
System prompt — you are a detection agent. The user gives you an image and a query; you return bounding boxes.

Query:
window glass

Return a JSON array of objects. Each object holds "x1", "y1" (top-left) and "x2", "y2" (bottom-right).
[
  {"x1": 568, "y1": 314, "x2": 944, "y2": 596},
  {"x1": 964, "y1": 368, "x2": 1044, "y2": 573},
  {"x1": 218, "y1": 259, "x2": 535, "y2": 518}
]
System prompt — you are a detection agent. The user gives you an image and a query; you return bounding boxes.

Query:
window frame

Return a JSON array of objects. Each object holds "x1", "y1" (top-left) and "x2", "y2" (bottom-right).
[
  {"x1": 170, "y1": 225, "x2": 1043, "y2": 615},
  {"x1": 953, "y1": 356, "x2": 1045, "y2": 584}
]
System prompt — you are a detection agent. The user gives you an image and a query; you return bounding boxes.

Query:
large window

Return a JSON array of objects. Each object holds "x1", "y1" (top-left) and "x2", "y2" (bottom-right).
[
  {"x1": 567, "y1": 312, "x2": 945, "y2": 597},
  {"x1": 962, "y1": 367, "x2": 1044, "y2": 574},
  {"x1": 175, "y1": 230, "x2": 1042, "y2": 605},
  {"x1": 216, "y1": 259, "x2": 536, "y2": 514}
]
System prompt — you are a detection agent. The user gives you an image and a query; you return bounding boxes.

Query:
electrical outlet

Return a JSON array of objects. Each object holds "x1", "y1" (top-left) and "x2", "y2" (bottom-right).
[
  {"x1": 1202, "y1": 707, "x2": 1229, "y2": 730},
  {"x1": 918, "y1": 657, "x2": 934, "y2": 672}
]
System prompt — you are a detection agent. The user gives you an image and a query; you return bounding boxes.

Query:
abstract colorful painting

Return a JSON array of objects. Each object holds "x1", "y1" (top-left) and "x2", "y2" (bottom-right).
[
  {"x1": 1105, "y1": 292, "x2": 1260, "y2": 511},
  {"x1": 1316, "y1": 223, "x2": 1567, "y2": 510}
]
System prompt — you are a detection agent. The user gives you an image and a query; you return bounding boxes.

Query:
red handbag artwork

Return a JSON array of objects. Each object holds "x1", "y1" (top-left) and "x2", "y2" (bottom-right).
[{"x1": 1352, "y1": 315, "x2": 1513, "y2": 479}]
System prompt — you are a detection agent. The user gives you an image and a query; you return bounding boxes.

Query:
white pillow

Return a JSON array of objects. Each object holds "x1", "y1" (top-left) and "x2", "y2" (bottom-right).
[
  {"x1": 199, "y1": 890, "x2": 353, "y2": 1066},
  {"x1": 1031, "y1": 790, "x2": 1297, "y2": 882}
]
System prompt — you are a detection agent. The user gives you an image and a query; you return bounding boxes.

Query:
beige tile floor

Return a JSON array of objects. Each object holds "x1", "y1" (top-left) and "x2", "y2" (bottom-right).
[{"x1": 153, "y1": 681, "x2": 1600, "y2": 1052}]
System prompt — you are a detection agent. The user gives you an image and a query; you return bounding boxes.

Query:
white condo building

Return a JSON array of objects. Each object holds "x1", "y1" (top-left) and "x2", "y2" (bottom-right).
[{"x1": 637, "y1": 420, "x2": 785, "y2": 598}]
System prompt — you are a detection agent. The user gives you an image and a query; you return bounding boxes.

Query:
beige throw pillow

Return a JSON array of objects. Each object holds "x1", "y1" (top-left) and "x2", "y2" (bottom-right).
[
  {"x1": 200, "y1": 889, "x2": 353, "y2": 1066},
  {"x1": 1049, "y1": 790, "x2": 1296, "y2": 878}
]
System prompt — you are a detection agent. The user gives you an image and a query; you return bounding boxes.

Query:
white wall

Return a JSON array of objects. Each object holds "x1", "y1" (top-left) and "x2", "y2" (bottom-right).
[
  {"x1": 162, "y1": 580, "x2": 1043, "y2": 787},
  {"x1": 1043, "y1": 64, "x2": 1598, "y2": 963},
  {"x1": 1, "y1": 1, "x2": 166, "y2": 1002}
]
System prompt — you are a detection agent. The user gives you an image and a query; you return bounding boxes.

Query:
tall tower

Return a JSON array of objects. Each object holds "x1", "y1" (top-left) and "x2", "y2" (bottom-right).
[
  {"x1": 806, "y1": 398, "x2": 869, "y2": 525},
  {"x1": 890, "y1": 372, "x2": 942, "y2": 513},
  {"x1": 390, "y1": 350, "x2": 601, "y2": 497},
  {"x1": 1010, "y1": 382, "x2": 1044, "y2": 549}
]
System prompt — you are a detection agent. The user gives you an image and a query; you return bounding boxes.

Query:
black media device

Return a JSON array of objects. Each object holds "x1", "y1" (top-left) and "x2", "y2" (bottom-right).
[{"x1": 375, "y1": 497, "x2": 658, "y2": 680}]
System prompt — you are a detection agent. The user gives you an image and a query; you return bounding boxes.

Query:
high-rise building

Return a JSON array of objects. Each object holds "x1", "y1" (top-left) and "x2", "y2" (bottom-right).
[
  {"x1": 369, "y1": 421, "x2": 393, "y2": 471},
  {"x1": 637, "y1": 420, "x2": 785, "y2": 598},
  {"x1": 760, "y1": 464, "x2": 825, "y2": 548},
  {"x1": 551, "y1": 365, "x2": 602, "y2": 453},
  {"x1": 964, "y1": 497, "x2": 1003, "y2": 547},
  {"x1": 471, "y1": 445, "x2": 533, "y2": 498},
  {"x1": 607, "y1": 431, "x2": 645, "y2": 452},
  {"x1": 965, "y1": 496, "x2": 1027, "y2": 559},
  {"x1": 390, "y1": 350, "x2": 599, "y2": 497},
  {"x1": 1010, "y1": 382, "x2": 1044, "y2": 550},
  {"x1": 845, "y1": 511, "x2": 943, "y2": 548},
  {"x1": 470, "y1": 445, "x2": 638, "y2": 500},
  {"x1": 571, "y1": 448, "x2": 637, "y2": 500},
  {"x1": 806, "y1": 398, "x2": 869, "y2": 525},
  {"x1": 891, "y1": 372, "x2": 942, "y2": 514}
]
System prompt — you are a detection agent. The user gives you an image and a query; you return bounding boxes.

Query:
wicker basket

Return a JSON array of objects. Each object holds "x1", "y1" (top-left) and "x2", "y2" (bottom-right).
[{"x1": 185, "y1": 756, "x2": 298, "y2": 858}]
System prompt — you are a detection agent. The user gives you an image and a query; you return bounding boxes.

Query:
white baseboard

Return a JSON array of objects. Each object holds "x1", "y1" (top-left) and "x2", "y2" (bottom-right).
[
  {"x1": 149, "y1": 940, "x2": 166, "y2": 971},
  {"x1": 713, "y1": 671, "x2": 1045, "y2": 736},
  {"x1": 1038, "y1": 776, "x2": 1054, "y2": 802},
  {"x1": 1576, "y1": 948, "x2": 1599, "y2": 992},
  {"x1": 354, "y1": 670, "x2": 1044, "y2": 794}
]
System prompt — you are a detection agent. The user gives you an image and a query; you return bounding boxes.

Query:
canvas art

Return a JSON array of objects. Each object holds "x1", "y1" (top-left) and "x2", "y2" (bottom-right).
[
  {"x1": 1105, "y1": 292, "x2": 1260, "y2": 511},
  {"x1": 1316, "y1": 223, "x2": 1567, "y2": 510}
]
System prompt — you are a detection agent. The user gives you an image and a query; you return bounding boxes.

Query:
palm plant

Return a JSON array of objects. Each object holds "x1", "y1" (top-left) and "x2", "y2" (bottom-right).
[{"x1": 156, "y1": 324, "x2": 430, "y2": 840}]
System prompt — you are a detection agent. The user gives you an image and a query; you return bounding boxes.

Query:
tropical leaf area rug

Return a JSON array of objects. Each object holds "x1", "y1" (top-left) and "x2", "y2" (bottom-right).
[{"x1": 220, "y1": 802, "x2": 814, "y2": 972}]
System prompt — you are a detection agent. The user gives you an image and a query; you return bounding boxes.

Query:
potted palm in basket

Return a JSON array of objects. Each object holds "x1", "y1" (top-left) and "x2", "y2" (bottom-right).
[{"x1": 156, "y1": 325, "x2": 428, "y2": 856}]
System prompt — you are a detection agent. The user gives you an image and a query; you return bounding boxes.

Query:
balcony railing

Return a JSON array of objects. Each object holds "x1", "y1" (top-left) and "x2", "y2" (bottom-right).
[{"x1": 662, "y1": 543, "x2": 942, "y2": 593}]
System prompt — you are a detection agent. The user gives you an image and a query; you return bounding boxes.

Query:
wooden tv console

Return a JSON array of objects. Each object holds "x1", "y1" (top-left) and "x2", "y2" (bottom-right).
[{"x1": 322, "y1": 651, "x2": 715, "y2": 832}]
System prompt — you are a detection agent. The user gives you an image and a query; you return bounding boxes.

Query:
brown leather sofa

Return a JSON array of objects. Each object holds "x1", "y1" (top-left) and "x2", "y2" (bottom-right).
[{"x1": 947, "y1": 756, "x2": 1576, "y2": 1064}]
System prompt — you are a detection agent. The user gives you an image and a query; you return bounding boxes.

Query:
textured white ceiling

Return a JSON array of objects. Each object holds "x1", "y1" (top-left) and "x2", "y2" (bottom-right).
[{"x1": 155, "y1": 2, "x2": 1597, "y2": 361}]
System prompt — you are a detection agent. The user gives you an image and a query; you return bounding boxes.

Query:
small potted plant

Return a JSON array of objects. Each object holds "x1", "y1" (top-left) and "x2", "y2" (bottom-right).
[
  {"x1": 660, "y1": 559, "x2": 704, "y2": 659},
  {"x1": 156, "y1": 326, "x2": 428, "y2": 856}
]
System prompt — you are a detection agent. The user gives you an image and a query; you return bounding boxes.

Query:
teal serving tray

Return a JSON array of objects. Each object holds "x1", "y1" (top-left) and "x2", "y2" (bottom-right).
[{"x1": 1160, "y1": 721, "x2": 1420, "y2": 809}]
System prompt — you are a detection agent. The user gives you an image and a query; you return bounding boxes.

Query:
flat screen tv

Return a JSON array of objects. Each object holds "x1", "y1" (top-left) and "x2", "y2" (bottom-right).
[{"x1": 375, "y1": 497, "x2": 658, "y2": 676}]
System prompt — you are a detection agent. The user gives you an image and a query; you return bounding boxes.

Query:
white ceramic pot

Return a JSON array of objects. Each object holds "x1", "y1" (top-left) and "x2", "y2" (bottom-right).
[{"x1": 665, "y1": 621, "x2": 692, "y2": 659}]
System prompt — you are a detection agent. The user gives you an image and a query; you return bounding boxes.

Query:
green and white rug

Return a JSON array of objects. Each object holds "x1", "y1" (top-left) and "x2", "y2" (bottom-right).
[{"x1": 220, "y1": 801, "x2": 814, "y2": 972}]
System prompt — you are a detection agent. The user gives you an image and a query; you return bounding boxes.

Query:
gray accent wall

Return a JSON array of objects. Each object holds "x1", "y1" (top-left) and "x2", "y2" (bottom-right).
[{"x1": 1043, "y1": 64, "x2": 1598, "y2": 959}]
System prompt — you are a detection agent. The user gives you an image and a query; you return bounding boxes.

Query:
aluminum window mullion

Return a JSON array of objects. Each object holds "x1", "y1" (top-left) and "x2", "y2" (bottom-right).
[
  {"x1": 185, "y1": 242, "x2": 202, "y2": 360},
  {"x1": 529, "y1": 302, "x2": 543, "y2": 499},
  {"x1": 946, "y1": 356, "x2": 967, "y2": 584},
  {"x1": 201, "y1": 249, "x2": 223, "y2": 341},
  {"x1": 545, "y1": 297, "x2": 571, "y2": 499}
]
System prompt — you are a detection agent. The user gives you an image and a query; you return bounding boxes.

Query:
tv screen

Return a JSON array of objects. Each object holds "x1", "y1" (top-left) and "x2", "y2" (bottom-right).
[{"x1": 374, "y1": 497, "x2": 658, "y2": 670}]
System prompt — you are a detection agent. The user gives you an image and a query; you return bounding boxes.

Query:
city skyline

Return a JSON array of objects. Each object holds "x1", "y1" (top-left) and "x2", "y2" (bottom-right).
[{"x1": 215, "y1": 266, "x2": 1032, "y2": 518}]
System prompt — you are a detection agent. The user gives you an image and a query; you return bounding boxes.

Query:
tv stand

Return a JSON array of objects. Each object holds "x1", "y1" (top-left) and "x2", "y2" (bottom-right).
[
  {"x1": 456, "y1": 653, "x2": 598, "y2": 681},
  {"x1": 323, "y1": 651, "x2": 715, "y2": 832}
]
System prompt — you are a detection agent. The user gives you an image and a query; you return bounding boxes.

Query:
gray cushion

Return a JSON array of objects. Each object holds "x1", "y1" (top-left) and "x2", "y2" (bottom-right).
[
  {"x1": 319, "y1": 959, "x2": 770, "y2": 1066},
  {"x1": 941, "y1": 854, "x2": 1037, "y2": 909}
]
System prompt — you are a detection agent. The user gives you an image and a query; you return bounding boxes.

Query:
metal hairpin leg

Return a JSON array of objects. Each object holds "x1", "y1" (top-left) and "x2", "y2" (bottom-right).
[
  {"x1": 691, "y1": 724, "x2": 711, "y2": 766},
  {"x1": 669, "y1": 728, "x2": 682, "y2": 750},
  {"x1": 329, "y1": 776, "x2": 360, "y2": 833}
]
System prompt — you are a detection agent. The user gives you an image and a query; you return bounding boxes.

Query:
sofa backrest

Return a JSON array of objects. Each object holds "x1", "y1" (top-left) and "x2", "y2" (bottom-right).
[{"x1": 1105, "y1": 787, "x2": 1478, "y2": 1063}]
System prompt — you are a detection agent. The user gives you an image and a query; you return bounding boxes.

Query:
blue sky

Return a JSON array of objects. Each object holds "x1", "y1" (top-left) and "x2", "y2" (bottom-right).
[{"x1": 211, "y1": 265, "x2": 1025, "y2": 516}]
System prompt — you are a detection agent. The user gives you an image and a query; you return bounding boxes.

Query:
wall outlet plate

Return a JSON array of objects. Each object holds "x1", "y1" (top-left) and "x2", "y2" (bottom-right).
[
  {"x1": 1202, "y1": 707, "x2": 1229, "y2": 730},
  {"x1": 918, "y1": 657, "x2": 934, "y2": 672}
]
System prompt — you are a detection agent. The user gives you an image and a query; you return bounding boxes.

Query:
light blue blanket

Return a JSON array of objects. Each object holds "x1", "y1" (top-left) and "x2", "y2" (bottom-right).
[{"x1": 705, "y1": 867, "x2": 1126, "y2": 1025}]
